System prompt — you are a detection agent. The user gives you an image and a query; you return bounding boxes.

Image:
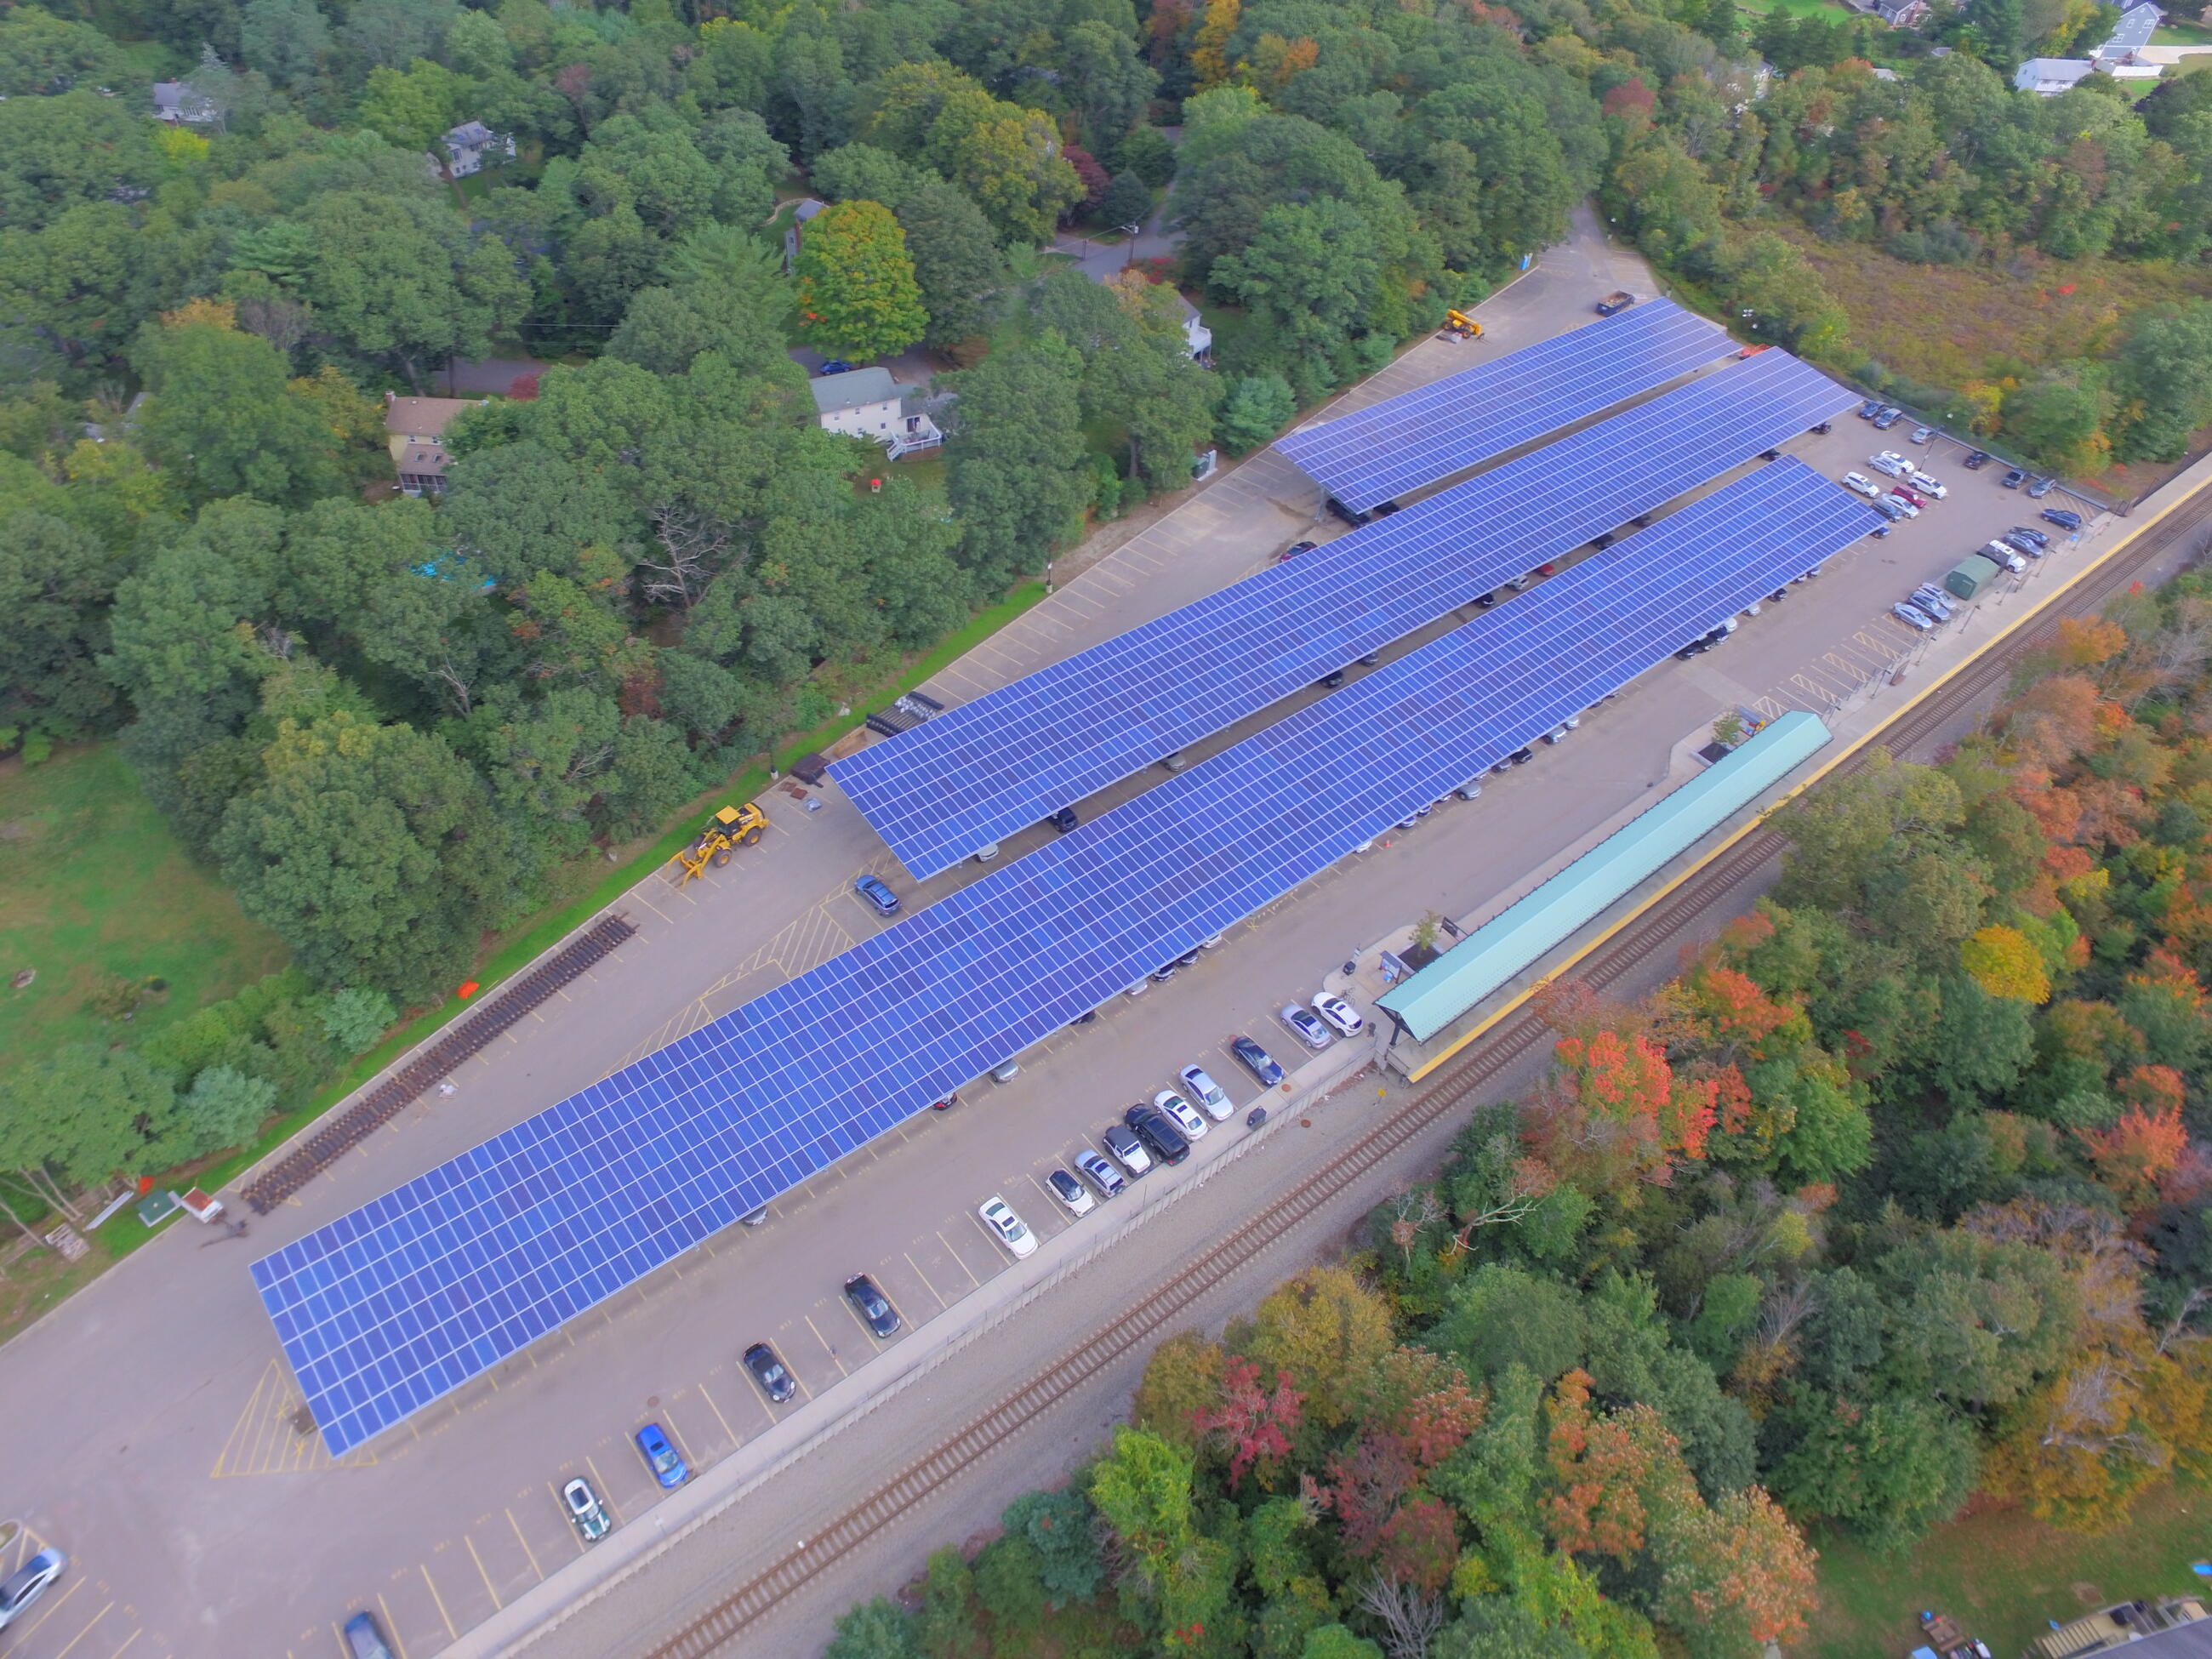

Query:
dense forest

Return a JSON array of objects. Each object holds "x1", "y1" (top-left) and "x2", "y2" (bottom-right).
[
  {"x1": 821, "y1": 576, "x2": 2212, "y2": 1659},
  {"x1": 13, "y1": 0, "x2": 2212, "y2": 1219}
]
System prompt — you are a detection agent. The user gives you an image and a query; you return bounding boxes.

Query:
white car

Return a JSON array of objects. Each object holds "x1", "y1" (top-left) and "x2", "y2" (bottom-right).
[
  {"x1": 1868, "y1": 453, "x2": 1907, "y2": 477},
  {"x1": 1280, "y1": 1004, "x2": 1334, "y2": 1050},
  {"x1": 1908, "y1": 470, "x2": 1947, "y2": 498},
  {"x1": 1074, "y1": 1149, "x2": 1126, "y2": 1197},
  {"x1": 1045, "y1": 1168, "x2": 1096, "y2": 1217},
  {"x1": 1910, "y1": 425, "x2": 1933, "y2": 444},
  {"x1": 1911, "y1": 584, "x2": 1953, "y2": 620},
  {"x1": 1842, "y1": 471, "x2": 1881, "y2": 498},
  {"x1": 1153, "y1": 1089, "x2": 1210, "y2": 1139},
  {"x1": 1891, "y1": 601, "x2": 1936, "y2": 631},
  {"x1": 1312, "y1": 992, "x2": 1365, "y2": 1036},
  {"x1": 978, "y1": 1195, "x2": 1036, "y2": 1258},
  {"x1": 1451, "y1": 780, "x2": 1483, "y2": 801},
  {"x1": 1177, "y1": 1064, "x2": 1234, "y2": 1120},
  {"x1": 1884, "y1": 491, "x2": 1919, "y2": 518}
]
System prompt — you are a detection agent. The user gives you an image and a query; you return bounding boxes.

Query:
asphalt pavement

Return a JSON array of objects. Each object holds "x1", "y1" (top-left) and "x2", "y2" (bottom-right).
[{"x1": 0, "y1": 208, "x2": 2112, "y2": 1659}]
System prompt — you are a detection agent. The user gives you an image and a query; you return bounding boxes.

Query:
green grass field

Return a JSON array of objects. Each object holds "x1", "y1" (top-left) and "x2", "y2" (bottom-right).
[
  {"x1": 0, "y1": 746, "x2": 289, "y2": 1086},
  {"x1": 1808, "y1": 1480, "x2": 2212, "y2": 1659}
]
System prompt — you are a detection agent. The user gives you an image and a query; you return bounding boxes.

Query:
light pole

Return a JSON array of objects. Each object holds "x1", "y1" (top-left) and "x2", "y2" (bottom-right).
[{"x1": 1119, "y1": 219, "x2": 1143, "y2": 269}]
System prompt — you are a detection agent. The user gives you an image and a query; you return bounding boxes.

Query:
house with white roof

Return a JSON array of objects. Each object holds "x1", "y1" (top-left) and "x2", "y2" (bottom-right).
[
  {"x1": 442, "y1": 121, "x2": 514, "y2": 178},
  {"x1": 2014, "y1": 55, "x2": 2095, "y2": 92}
]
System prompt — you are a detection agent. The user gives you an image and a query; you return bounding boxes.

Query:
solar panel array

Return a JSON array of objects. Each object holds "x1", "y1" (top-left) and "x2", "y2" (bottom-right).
[
  {"x1": 254, "y1": 458, "x2": 1878, "y2": 1456},
  {"x1": 833, "y1": 348, "x2": 1854, "y2": 880},
  {"x1": 1275, "y1": 298, "x2": 1730, "y2": 514}
]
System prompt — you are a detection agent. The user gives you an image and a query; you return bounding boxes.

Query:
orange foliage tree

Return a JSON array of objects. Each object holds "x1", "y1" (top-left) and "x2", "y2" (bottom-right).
[{"x1": 1961, "y1": 924, "x2": 2052, "y2": 1003}]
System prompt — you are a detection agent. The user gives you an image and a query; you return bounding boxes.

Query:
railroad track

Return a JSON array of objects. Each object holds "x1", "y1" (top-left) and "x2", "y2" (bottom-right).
[{"x1": 638, "y1": 489, "x2": 2209, "y2": 1659}]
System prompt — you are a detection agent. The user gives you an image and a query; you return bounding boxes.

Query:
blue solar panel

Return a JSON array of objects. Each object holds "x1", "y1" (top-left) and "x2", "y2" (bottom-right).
[
  {"x1": 833, "y1": 348, "x2": 1854, "y2": 880},
  {"x1": 253, "y1": 459, "x2": 1877, "y2": 1457},
  {"x1": 1275, "y1": 299, "x2": 1730, "y2": 515}
]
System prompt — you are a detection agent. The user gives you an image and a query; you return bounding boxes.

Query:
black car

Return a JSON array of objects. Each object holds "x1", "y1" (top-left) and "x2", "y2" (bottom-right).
[
  {"x1": 1318, "y1": 668, "x2": 1347, "y2": 688},
  {"x1": 2001, "y1": 468, "x2": 2027, "y2": 489},
  {"x1": 1372, "y1": 500, "x2": 1401, "y2": 517},
  {"x1": 1124, "y1": 1103, "x2": 1190, "y2": 1166},
  {"x1": 1962, "y1": 449, "x2": 1991, "y2": 470},
  {"x1": 842, "y1": 1274, "x2": 900, "y2": 1338},
  {"x1": 744, "y1": 1341, "x2": 797, "y2": 1403},
  {"x1": 1325, "y1": 498, "x2": 1367, "y2": 527},
  {"x1": 2041, "y1": 507, "x2": 2084, "y2": 532},
  {"x1": 1810, "y1": 421, "x2": 1832, "y2": 435},
  {"x1": 1473, "y1": 590, "x2": 1498, "y2": 607},
  {"x1": 2008, "y1": 525, "x2": 2050, "y2": 549},
  {"x1": 1856, "y1": 398, "x2": 1883, "y2": 419},
  {"x1": 1047, "y1": 806, "x2": 1078, "y2": 834},
  {"x1": 1591, "y1": 532, "x2": 1615, "y2": 550}
]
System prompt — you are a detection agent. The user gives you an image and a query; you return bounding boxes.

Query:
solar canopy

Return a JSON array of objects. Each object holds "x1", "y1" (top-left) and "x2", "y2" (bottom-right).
[
  {"x1": 254, "y1": 458, "x2": 1876, "y2": 1457},
  {"x1": 1275, "y1": 299, "x2": 1730, "y2": 515},
  {"x1": 833, "y1": 348, "x2": 1854, "y2": 880}
]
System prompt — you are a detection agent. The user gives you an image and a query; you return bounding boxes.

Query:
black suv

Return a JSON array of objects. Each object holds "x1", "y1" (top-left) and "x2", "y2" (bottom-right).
[
  {"x1": 842, "y1": 1274, "x2": 900, "y2": 1338},
  {"x1": 1048, "y1": 806, "x2": 1078, "y2": 834},
  {"x1": 1124, "y1": 1103, "x2": 1190, "y2": 1166},
  {"x1": 744, "y1": 1341, "x2": 797, "y2": 1403}
]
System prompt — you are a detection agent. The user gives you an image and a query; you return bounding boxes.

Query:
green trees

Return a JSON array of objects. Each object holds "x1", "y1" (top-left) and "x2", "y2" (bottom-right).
[
  {"x1": 214, "y1": 711, "x2": 505, "y2": 1002},
  {"x1": 898, "y1": 180, "x2": 1006, "y2": 348},
  {"x1": 2111, "y1": 302, "x2": 2212, "y2": 461},
  {"x1": 946, "y1": 339, "x2": 1089, "y2": 588},
  {"x1": 795, "y1": 200, "x2": 927, "y2": 362},
  {"x1": 132, "y1": 309, "x2": 349, "y2": 505},
  {"x1": 1214, "y1": 372, "x2": 1295, "y2": 454},
  {"x1": 1215, "y1": 197, "x2": 1391, "y2": 402}
]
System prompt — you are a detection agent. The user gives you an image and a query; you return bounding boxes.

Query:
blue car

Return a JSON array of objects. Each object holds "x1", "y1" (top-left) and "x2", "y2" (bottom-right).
[
  {"x1": 635, "y1": 1422, "x2": 687, "y2": 1488},
  {"x1": 2040, "y1": 507, "x2": 2083, "y2": 532},
  {"x1": 854, "y1": 874, "x2": 900, "y2": 916},
  {"x1": 818, "y1": 359, "x2": 852, "y2": 374},
  {"x1": 1231, "y1": 1035, "x2": 1284, "y2": 1087}
]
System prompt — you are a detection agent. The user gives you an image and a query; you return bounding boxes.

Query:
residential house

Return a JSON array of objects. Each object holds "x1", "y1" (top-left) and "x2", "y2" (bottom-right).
[
  {"x1": 2014, "y1": 54, "x2": 2096, "y2": 91},
  {"x1": 1180, "y1": 296, "x2": 1212, "y2": 364},
  {"x1": 151, "y1": 81, "x2": 219, "y2": 124},
  {"x1": 384, "y1": 393, "x2": 484, "y2": 496},
  {"x1": 442, "y1": 121, "x2": 514, "y2": 178},
  {"x1": 2100, "y1": 0, "x2": 2164, "y2": 56},
  {"x1": 809, "y1": 368, "x2": 942, "y2": 459},
  {"x1": 1864, "y1": 0, "x2": 1929, "y2": 26},
  {"x1": 2029, "y1": 1597, "x2": 2211, "y2": 1659}
]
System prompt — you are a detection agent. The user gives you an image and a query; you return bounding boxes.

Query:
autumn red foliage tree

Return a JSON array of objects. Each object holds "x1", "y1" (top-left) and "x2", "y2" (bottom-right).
[{"x1": 1196, "y1": 1355, "x2": 1304, "y2": 1490}]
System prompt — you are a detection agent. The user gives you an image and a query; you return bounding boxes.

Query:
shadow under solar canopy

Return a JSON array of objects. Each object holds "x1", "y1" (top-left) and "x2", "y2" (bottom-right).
[
  {"x1": 253, "y1": 458, "x2": 1878, "y2": 1457},
  {"x1": 832, "y1": 348, "x2": 1855, "y2": 881},
  {"x1": 1274, "y1": 298, "x2": 1730, "y2": 516}
]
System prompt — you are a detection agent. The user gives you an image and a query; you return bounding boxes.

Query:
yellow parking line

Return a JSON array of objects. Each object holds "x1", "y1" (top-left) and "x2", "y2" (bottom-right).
[
  {"x1": 463, "y1": 1534, "x2": 502, "y2": 1610},
  {"x1": 902, "y1": 1251, "x2": 945, "y2": 1309},
  {"x1": 105, "y1": 1629, "x2": 142, "y2": 1659},
  {"x1": 547, "y1": 1484, "x2": 586, "y2": 1554},
  {"x1": 935, "y1": 1231, "x2": 979, "y2": 1287},
  {"x1": 696, "y1": 1382, "x2": 739, "y2": 1448},
  {"x1": 419, "y1": 1564, "x2": 457, "y2": 1641},
  {"x1": 14, "y1": 1576, "x2": 83, "y2": 1639},
  {"x1": 583, "y1": 1456, "x2": 625, "y2": 1524},
  {"x1": 505, "y1": 1508, "x2": 543, "y2": 1580},
  {"x1": 48, "y1": 1602, "x2": 114, "y2": 1659},
  {"x1": 804, "y1": 1314, "x2": 848, "y2": 1377},
  {"x1": 375, "y1": 1594, "x2": 411, "y2": 1659}
]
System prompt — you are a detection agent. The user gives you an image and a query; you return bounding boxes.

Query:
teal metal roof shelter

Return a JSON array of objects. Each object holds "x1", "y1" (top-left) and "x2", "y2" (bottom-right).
[{"x1": 1377, "y1": 711, "x2": 1833, "y2": 1044}]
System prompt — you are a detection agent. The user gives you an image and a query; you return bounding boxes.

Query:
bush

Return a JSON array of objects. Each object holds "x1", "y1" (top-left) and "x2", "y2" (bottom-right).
[
  {"x1": 1214, "y1": 373, "x2": 1297, "y2": 455},
  {"x1": 322, "y1": 987, "x2": 398, "y2": 1055},
  {"x1": 181, "y1": 1064, "x2": 279, "y2": 1154}
]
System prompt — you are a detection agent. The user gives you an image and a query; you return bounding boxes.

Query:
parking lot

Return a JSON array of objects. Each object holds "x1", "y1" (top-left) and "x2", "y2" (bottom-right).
[{"x1": 0, "y1": 219, "x2": 2116, "y2": 1657}]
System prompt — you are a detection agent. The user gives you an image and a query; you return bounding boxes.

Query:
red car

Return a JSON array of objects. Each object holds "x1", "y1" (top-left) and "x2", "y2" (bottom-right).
[{"x1": 1891, "y1": 486, "x2": 1928, "y2": 510}]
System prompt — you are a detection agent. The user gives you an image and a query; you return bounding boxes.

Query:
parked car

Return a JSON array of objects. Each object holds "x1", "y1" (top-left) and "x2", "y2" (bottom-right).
[
  {"x1": 1911, "y1": 584, "x2": 1954, "y2": 620},
  {"x1": 1074, "y1": 1149, "x2": 1127, "y2": 1197},
  {"x1": 1232, "y1": 1035, "x2": 1285, "y2": 1086},
  {"x1": 2001, "y1": 468, "x2": 2027, "y2": 488},
  {"x1": 1963, "y1": 449, "x2": 1991, "y2": 469},
  {"x1": 0, "y1": 1551, "x2": 66, "y2": 1632},
  {"x1": 843, "y1": 1273, "x2": 900, "y2": 1337},
  {"x1": 635, "y1": 1422, "x2": 688, "y2": 1487},
  {"x1": 1873, "y1": 407, "x2": 1904, "y2": 429},
  {"x1": 744, "y1": 1342, "x2": 797, "y2": 1403},
  {"x1": 1908, "y1": 471, "x2": 1947, "y2": 498},
  {"x1": 1123, "y1": 1103, "x2": 1190, "y2": 1166},
  {"x1": 1280, "y1": 1005, "x2": 1334, "y2": 1050},
  {"x1": 1153, "y1": 1089, "x2": 1210, "y2": 1139},
  {"x1": 2042, "y1": 507, "x2": 2084, "y2": 531},
  {"x1": 1891, "y1": 601, "x2": 1936, "y2": 631},
  {"x1": 341, "y1": 1611, "x2": 396, "y2": 1659},
  {"x1": 1842, "y1": 471, "x2": 1881, "y2": 498},
  {"x1": 1891, "y1": 486, "x2": 1928, "y2": 510},
  {"x1": 1278, "y1": 540, "x2": 1317, "y2": 562},
  {"x1": 1868, "y1": 452, "x2": 1907, "y2": 477},
  {"x1": 1177, "y1": 1064, "x2": 1234, "y2": 1120},
  {"x1": 2008, "y1": 524, "x2": 2049, "y2": 549},
  {"x1": 1101, "y1": 1122, "x2": 1154, "y2": 1177},
  {"x1": 1047, "y1": 806, "x2": 1078, "y2": 834},
  {"x1": 1453, "y1": 779, "x2": 1484, "y2": 801},
  {"x1": 852, "y1": 874, "x2": 899, "y2": 916},
  {"x1": 1312, "y1": 992, "x2": 1365, "y2": 1036},
  {"x1": 818, "y1": 359, "x2": 852, "y2": 374},
  {"x1": 978, "y1": 1195, "x2": 1037, "y2": 1257},
  {"x1": 1867, "y1": 496, "x2": 1906, "y2": 522},
  {"x1": 1884, "y1": 492, "x2": 1921, "y2": 518},
  {"x1": 1985, "y1": 544, "x2": 2028, "y2": 573},
  {"x1": 1045, "y1": 1167, "x2": 1096, "y2": 1217},
  {"x1": 1910, "y1": 425, "x2": 1934, "y2": 444},
  {"x1": 1856, "y1": 397, "x2": 1884, "y2": 419},
  {"x1": 562, "y1": 1477, "x2": 612, "y2": 1542},
  {"x1": 1595, "y1": 290, "x2": 1636, "y2": 316},
  {"x1": 2027, "y1": 475, "x2": 2057, "y2": 498}
]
